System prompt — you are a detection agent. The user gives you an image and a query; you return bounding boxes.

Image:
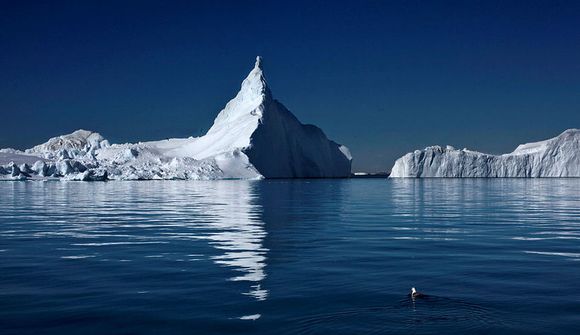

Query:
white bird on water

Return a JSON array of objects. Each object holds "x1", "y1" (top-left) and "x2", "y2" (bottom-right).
[{"x1": 411, "y1": 287, "x2": 426, "y2": 299}]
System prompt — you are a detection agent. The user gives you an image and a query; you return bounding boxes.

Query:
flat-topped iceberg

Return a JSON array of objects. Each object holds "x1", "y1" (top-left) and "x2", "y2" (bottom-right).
[
  {"x1": 0, "y1": 57, "x2": 352, "y2": 181},
  {"x1": 390, "y1": 129, "x2": 580, "y2": 178}
]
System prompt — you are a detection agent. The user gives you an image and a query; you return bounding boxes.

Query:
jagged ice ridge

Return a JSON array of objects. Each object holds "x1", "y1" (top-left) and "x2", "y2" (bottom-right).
[{"x1": 390, "y1": 129, "x2": 580, "y2": 178}]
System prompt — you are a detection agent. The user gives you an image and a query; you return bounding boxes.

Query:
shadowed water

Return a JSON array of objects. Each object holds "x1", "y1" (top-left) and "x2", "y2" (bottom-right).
[{"x1": 1, "y1": 179, "x2": 579, "y2": 334}]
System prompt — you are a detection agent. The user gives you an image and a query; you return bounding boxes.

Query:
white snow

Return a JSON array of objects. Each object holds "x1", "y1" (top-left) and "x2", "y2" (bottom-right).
[
  {"x1": 0, "y1": 150, "x2": 45, "y2": 165},
  {"x1": 390, "y1": 129, "x2": 580, "y2": 178},
  {"x1": 26, "y1": 129, "x2": 109, "y2": 160},
  {"x1": 0, "y1": 56, "x2": 351, "y2": 181}
]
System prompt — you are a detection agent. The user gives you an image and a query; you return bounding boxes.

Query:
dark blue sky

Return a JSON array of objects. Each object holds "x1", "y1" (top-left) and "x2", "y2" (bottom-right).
[{"x1": 1, "y1": 1, "x2": 579, "y2": 172}]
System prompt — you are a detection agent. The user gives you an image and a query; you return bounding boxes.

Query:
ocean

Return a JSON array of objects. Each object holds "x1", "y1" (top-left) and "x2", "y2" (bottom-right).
[{"x1": 1, "y1": 179, "x2": 579, "y2": 334}]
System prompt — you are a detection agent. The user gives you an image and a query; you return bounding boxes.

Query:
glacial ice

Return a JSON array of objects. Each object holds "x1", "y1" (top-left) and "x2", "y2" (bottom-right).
[
  {"x1": 0, "y1": 57, "x2": 352, "y2": 181},
  {"x1": 390, "y1": 129, "x2": 580, "y2": 178}
]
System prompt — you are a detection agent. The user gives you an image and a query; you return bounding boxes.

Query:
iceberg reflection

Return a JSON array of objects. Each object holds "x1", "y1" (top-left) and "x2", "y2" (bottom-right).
[
  {"x1": 4, "y1": 180, "x2": 270, "y2": 302},
  {"x1": 192, "y1": 181, "x2": 269, "y2": 301}
]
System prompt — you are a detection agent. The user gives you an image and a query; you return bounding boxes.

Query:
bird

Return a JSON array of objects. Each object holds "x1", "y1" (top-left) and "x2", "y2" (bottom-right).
[{"x1": 410, "y1": 287, "x2": 426, "y2": 299}]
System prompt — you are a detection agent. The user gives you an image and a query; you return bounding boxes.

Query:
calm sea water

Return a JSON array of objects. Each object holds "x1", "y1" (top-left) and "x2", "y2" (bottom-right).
[{"x1": 1, "y1": 179, "x2": 579, "y2": 334}]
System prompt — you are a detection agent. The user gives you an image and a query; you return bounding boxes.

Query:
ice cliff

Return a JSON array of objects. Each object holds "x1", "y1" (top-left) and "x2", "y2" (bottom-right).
[
  {"x1": 390, "y1": 129, "x2": 580, "y2": 178},
  {"x1": 0, "y1": 57, "x2": 352, "y2": 181}
]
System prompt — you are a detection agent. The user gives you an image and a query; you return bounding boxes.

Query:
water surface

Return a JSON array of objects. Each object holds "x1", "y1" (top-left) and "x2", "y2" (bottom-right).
[{"x1": 1, "y1": 179, "x2": 579, "y2": 334}]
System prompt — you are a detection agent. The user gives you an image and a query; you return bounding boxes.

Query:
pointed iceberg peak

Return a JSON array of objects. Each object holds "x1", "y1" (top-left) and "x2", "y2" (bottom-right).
[
  {"x1": 239, "y1": 56, "x2": 271, "y2": 101},
  {"x1": 208, "y1": 57, "x2": 272, "y2": 132},
  {"x1": 255, "y1": 56, "x2": 263, "y2": 69}
]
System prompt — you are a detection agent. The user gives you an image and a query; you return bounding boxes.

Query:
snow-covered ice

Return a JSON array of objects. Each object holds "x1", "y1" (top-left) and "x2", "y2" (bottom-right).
[
  {"x1": 0, "y1": 57, "x2": 352, "y2": 181},
  {"x1": 26, "y1": 129, "x2": 110, "y2": 160},
  {"x1": 390, "y1": 129, "x2": 580, "y2": 178}
]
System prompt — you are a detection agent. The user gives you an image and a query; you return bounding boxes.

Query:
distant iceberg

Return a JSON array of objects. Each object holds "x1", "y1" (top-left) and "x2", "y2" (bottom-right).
[
  {"x1": 0, "y1": 57, "x2": 352, "y2": 181},
  {"x1": 390, "y1": 129, "x2": 580, "y2": 178}
]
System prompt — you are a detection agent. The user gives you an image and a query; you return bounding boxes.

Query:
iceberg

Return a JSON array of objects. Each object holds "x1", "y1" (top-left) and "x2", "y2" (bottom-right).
[
  {"x1": 390, "y1": 129, "x2": 580, "y2": 178},
  {"x1": 25, "y1": 129, "x2": 110, "y2": 160},
  {"x1": 0, "y1": 57, "x2": 352, "y2": 181}
]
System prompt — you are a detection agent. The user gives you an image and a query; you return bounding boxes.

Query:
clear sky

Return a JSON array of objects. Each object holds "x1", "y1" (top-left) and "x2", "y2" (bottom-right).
[{"x1": 1, "y1": 1, "x2": 579, "y2": 172}]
